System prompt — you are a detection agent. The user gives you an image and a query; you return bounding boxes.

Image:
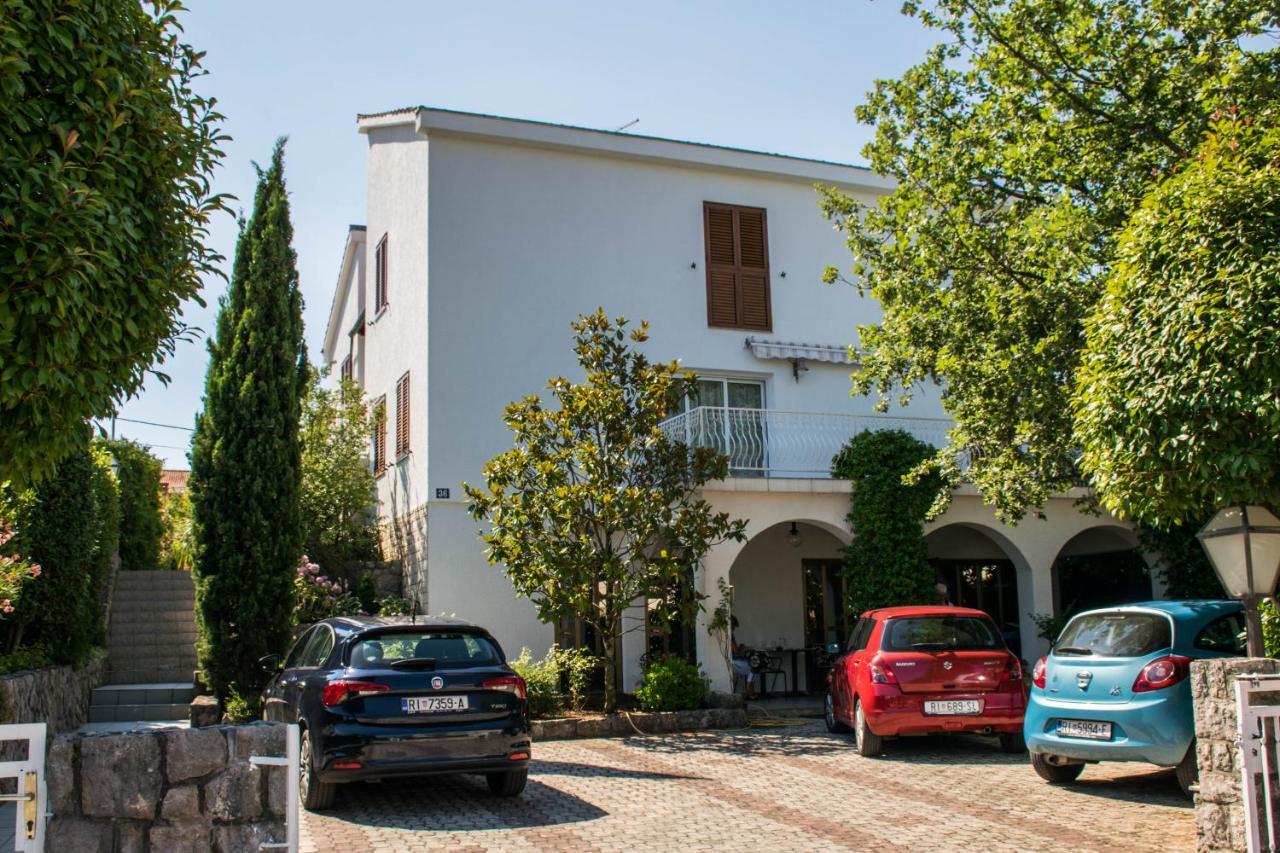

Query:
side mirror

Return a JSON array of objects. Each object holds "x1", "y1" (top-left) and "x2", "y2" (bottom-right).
[{"x1": 258, "y1": 654, "x2": 282, "y2": 673}]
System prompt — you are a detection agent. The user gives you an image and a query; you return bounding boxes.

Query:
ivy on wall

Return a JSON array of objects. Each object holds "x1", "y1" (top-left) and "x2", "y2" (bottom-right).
[{"x1": 832, "y1": 429, "x2": 946, "y2": 616}]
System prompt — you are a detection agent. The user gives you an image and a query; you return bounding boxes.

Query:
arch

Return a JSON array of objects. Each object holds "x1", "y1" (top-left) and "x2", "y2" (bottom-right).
[
  {"x1": 924, "y1": 522, "x2": 1029, "y2": 656},
  {"x1": 1052, "y1": 525, "x2": 1151, "y2": 618}
]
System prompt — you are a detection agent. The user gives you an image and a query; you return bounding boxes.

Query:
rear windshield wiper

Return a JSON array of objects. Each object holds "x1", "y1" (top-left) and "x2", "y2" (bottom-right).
[
  {"x1": 910, "y1": 642, "x2": 954, "y2": 651},
  {"x1": 1054, "y1": 646, "x2": 1094, "y2": 656},
  {"x1": 390, "y1": 657, "x2": 438, "y2": 670}
]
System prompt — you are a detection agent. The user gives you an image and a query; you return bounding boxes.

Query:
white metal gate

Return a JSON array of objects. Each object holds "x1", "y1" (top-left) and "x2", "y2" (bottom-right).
[
  {"x1": 1236, "y1": 674, "x2": 1280, "y2": 852},
  {"x1": 249, "y1": 723, "x2": 299, "y2": 853},
  {"x1": 0, "y1": 723, "x2": 46, "y2": 852}
]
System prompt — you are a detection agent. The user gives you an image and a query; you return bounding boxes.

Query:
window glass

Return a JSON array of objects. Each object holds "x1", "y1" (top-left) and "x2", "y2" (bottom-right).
[
  {"x1": 726, "y1": 381, "x2": 763, "y2": 410},
  {"x1": 847, "y1": 618, "x2": 872, "y2": 652},
  {"x1": 283, "y1": 628, "x2": 315, "y2": 669},
  {"x1": 1055, "y1": 612, "x2": 1172, "y2": 657},
  {"x1": 1194, "y1": 614, "x2": 1247, "y2": 655},
  {"x1": 298, "y1": 627, "x2": 335, "y2": 668},
  {"x1": 348, "y1": 632, "x2": 502, "y2": 669},
  {"x1": 882, "y1": 616, "x2": 1002, "y2": 652}
]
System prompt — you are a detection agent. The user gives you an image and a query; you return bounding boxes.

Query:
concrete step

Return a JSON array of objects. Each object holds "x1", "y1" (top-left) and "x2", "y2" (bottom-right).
[
  {"x1": 108, "y1": 627, "x2": 197, "y2": 642},
  {"x1": 108, "y1": 666, "x2": 199, "y2": 685},
  {"x1": 88, "y1": 703, "x2": 190, "y2": 723},
  {"x1": 114, "y1": 571, "x2": 194, "y2": 583},
  {"x1": 110, "y1": 610, "x2": 196, "y2": 625},
  {"x1": 91, "y1": 683, "x2": 197, "y2": 707}
]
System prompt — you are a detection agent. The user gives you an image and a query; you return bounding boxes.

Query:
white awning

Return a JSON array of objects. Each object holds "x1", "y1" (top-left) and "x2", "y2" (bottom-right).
[{"x1": 744, "y1": 337, "x2": 857, "y2": 365}]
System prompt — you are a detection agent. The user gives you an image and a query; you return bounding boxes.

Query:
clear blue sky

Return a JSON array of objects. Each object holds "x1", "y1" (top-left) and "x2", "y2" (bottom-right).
[{"x1": 109, "y1": 0, "x2": 940, "y2": 467}]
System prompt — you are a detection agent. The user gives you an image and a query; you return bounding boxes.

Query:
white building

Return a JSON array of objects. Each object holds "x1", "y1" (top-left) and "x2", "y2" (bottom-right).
[{"x1": 321, "y1": 107, "x2": 1152, "y2": 696}]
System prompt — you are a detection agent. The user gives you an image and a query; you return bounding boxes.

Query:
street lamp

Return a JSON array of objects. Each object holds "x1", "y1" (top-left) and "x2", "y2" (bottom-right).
[{"x1": 1196, "y1": 505, "x2": 1280, "y2": 657}]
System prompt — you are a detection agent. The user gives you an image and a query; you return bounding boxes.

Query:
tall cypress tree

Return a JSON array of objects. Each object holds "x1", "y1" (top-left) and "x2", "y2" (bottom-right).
[{"x1": 190, "y1": 140, "x2": 306, "y2": 704}]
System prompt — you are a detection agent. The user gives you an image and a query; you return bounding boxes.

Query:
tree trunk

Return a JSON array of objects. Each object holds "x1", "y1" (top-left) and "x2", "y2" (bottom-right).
[{"x1": 599, "y1": 607, "x2": 622, "y2": 714}]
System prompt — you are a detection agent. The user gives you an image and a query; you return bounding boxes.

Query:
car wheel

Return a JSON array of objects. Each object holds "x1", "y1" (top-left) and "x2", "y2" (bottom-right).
[
  {"x1": 1176, "y1": 741, "x2": 1198, "y2": 799},
  {"x1": 486, "y1": 768, "x2": 528, "y2": 797},
  {"x1": 998, "y1": 732, "x2": 1026, "y2": 753},
  {"x1": 824, "y1": 691, "x2": 849, "y2": 733},
  {"x1": 853, "y1": 698, "x2": 883, "y2": 757},
  {"x1": 299, "y1": 729, "x2": 337, "y2": 811},
  {"x1": 1029, "y1": 752, "x2": 1084, "y2": 784}
]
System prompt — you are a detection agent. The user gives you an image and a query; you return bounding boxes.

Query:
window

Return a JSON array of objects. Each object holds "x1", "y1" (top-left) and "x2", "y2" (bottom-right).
[
  {"x1": 682, "y1": 376, "x2": 765, "y2": 474},
  {"x1": 1195, "y1": 613, "x2": 1247, "y2": 655},
  {"x1": 395, "y1": 372, "x2": 410, "y2": 458},
  {"x1": 1054, "y1": 611, "x2": 1172, "y2": 657},
  {"x1": 297, "y1": 626, "x2": 335, "y2": 668},
  {"x1": 349, "y1": 632, "x2": 502, "y2": 669},
  {"x1": 284, "y1": 628, "x2": 316, "y2": 669},
  {"x1": 703, "y1": 202, "x2": 770, "y2": 331},
  {"x1": 374, "y1": 234, "x2": 389, "y2": 311},
  {"x1": 340, "y1": 355, "x2": 353, "y2": 383},
  {"x1": 372, "y1": 395, "x2": 387, "y2": 474},
  {"x1": 882, "y1": 616, "x2": 1003, "y2": 652}
]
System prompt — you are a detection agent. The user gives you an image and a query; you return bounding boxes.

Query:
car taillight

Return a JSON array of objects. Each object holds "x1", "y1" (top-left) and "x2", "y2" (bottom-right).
[
  {"x1": 1132, "y1": 655, "x2": 1191, "y2": 693},
  {"x1": 322, "y1": 680, "x2": 390, "y2": 706},
  {"x1": 1031, "y1": 657, "x2": 1047, "y2": 689},
  {"x1": 1004, "y1": 656, "x2": 1024, "y2": 681},
  {"x1": 483, "y1": 675, "x2": 527, "y2": 700},
  {"x1": 869, "y1": 658, "x2": 896, "y2": 684}
]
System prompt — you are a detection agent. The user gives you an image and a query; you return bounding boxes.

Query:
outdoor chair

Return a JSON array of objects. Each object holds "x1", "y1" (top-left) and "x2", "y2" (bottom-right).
[{"x1": 747, "y1": 649, "x2": 787, "y2": 697}]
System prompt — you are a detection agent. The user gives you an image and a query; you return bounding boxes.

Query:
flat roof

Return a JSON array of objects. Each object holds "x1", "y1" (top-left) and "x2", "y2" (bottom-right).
[{"x1": 357, "y1": 106, "x2": 892, "y2": 191}]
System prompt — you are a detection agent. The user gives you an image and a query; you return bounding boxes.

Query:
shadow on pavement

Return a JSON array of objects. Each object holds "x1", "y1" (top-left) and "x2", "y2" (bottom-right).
[
  {"x1": 322, "y1": 772, "x2": 607, "y2": 831},
  {"x1": 533, "y1": 758, "x2": 700, "y2": 781}
]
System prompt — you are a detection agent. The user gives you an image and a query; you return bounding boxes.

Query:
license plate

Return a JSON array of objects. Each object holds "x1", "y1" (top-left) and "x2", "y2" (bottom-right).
[
  {"x1": 402, "y1": 696, "x2": 469, "y2": 714},
  {"x1": 1057, "y1": 719, "x2": 1112, "y2": 740},
  {"x1": 923, "y1": 699, "x2": 982, "y2": 715}
]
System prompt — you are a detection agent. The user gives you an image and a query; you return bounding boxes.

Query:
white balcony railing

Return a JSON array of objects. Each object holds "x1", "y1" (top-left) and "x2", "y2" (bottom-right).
[{"x1": 657, "y1": 406, "x2": 954, "y2": 478}]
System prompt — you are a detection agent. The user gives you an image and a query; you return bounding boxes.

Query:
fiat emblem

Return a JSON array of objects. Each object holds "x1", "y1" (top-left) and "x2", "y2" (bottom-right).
[
  {"x1": 942, "y1": 660, "x2": 953, "y2": 671},
  {"x1": 431, "y1": 676, "x2": 444, "y2": 690}
]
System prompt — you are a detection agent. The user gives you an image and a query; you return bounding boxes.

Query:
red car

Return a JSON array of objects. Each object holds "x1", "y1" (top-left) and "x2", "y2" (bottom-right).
[{"x1": 825, "y1": 606, "x2": 1027, "y2": 756}]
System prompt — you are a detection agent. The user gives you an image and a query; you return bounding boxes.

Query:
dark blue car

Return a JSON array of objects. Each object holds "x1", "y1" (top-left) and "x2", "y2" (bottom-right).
[{"x1": 261, "y1": 615, "x2": 531, "y2": 810}]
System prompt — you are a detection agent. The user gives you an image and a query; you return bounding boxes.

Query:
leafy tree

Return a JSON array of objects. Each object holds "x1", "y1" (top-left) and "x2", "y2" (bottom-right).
[
  {"x1": 465, "y1": 311, "x2": 747, "y2": 712},
  {"x1": 821, "y1": 0, "x2": 1278, "y2": 521},
  {"x1": 299, "y1": 372, "x2": 378, "y2": 576},
  {"x1": 87, "y1": 443, "x2": 120, "y2": 643},
  {"x1": 1138, "y1": 521, "x2": 1223, "y2": 601},
  {"x1": 1074, "y1": 111, "x2": 1280, "y2": 525},
  {"x1": 160, "y1": 490, "x2": 195, "y2": 572},
  {"x1": 832, "y1": 430, "x2": 945, "y2": 615},
  {"x1": 190, "y1": 140, "x2": 307, "y2": 703},
  {"x1": 0, "y1": 1, "x2": 228, "y2": 486},
  {"x1": 105, "y1": 439, "x2": 163, "y2": 571}
]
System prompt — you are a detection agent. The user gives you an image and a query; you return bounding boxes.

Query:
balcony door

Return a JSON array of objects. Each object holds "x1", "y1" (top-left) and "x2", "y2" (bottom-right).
[{"x1": 685, "y1": 377, "x2": 765, "y2": 474}]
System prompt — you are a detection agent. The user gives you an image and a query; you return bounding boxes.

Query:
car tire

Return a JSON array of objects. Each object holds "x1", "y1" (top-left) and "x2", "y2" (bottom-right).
[
  {"x1": 998, "y1": 732, "x2": 1026, "y2": 753},
  {"x1": 1176, "y1": 741, "x2": 1198, "y2": 799},
  {"x1": 825, "y1": 691, "x2": 849, "y2": 733},
  {"x1": 1029, "y1": 752, "x2": 1084, "y2": 784},
  {"x1": 487, "y1": 768, "x2": 528, "y2": 797},
  {"x1": 853, "y1": 698, "x2": 883, "y2": 757},
  {"x1": 299, "y1": 729, "x2": 337, "y2": 812}
]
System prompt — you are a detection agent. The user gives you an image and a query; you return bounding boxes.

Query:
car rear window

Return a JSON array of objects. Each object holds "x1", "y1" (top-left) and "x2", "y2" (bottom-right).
[
  {"x1": 1055, "y1": 612, "x2": 1172, "y2": 657},
  {"x1": 882, "y1": 616, "x2": 1002, "y2": 651},
  {"x1": 348, "y1": 631, "x2": 502, "y2": 669}
]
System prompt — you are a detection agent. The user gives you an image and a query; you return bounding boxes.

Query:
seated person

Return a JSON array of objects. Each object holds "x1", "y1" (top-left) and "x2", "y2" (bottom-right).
[{"x1": 729, "y1": 618, "x2": 758, "y2": 697}]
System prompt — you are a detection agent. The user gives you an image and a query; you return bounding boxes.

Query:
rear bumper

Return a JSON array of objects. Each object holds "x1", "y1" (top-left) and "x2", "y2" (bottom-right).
[
  {"x1": 317, "y1": 717, "x2": 531, "y2": 783},
  {"x1": 1024, "y1": 690, "x2": 1192, "y2": 767},
  {"x1": 862, "y1": 685, "x2": 1026, "y2": 736}
]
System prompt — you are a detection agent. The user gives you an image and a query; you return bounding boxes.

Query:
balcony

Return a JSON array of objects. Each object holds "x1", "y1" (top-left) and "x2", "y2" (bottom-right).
[{"x1": 657, "y1": 406, "x2": 954, "y2": 479}]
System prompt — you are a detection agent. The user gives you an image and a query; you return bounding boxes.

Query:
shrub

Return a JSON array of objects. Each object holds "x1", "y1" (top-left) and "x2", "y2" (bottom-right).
[
  {"x1": 510, "y1": 648, "x2": 561, "y2": 718},
  {"x1": 105, "y1": 440, "x2": 163, "y2": 571},
  {"x1": 222, "y1": 689, "x2": 259, "y2": 723},
  {"x1": 634, "y1": 657, "x2": 708, "y2": 712},
  {"x1": 159, "y1": 491, "x2": 195, "y2": 572},
  {"x1": 0, "y1": 643, "x2": 52, "y2": 677},
  {"x1": 293, "y1": 556, "x2": 360, "y2": 626},
  {"x1": 375, "y1": 595, "x2": 412, "y2": 616},
  {"x1": 355, "y1": 573, "x2": 378, "y2": 614}
]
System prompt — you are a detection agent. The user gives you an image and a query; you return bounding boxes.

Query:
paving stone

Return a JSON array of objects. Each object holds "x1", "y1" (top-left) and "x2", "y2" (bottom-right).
[{"x1": 298, "y1": 720, "x2": 1194, "y2": 852}]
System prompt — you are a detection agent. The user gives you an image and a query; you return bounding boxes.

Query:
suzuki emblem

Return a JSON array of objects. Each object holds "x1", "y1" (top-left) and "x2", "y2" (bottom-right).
[
  {"x1": 431, "y1": 676, "x2": 444, "y2": 690},
  {"x1": 942, "y1": 661, "x2": 953, "y2": 671},
  {"x1": 1077, "y1": 670, "x2": 1093, "y2": 690}
]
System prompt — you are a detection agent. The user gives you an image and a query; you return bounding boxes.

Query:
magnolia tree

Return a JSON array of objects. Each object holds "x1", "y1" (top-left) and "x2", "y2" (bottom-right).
[{"x1": 465, "y1": 311, "x2": 747, "y2": 712}]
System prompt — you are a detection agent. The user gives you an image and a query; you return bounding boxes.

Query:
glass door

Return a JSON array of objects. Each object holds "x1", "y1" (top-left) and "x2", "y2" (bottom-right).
[
  {"x1": 685, "y1": 377, "x2": 766, "y2": 474},
  {"x1": 804, "y1": 559, "x2": 848, "y2": 692}
]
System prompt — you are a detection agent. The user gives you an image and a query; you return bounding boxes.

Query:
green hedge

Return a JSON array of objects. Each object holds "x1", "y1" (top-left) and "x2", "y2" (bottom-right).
[
  {"x1": 832, "y1": 429, "x2": 945, "y2": 615},
  {"x1": 2, "y1": 449, "x2": 112, "y2": 665},
  {"x1": 105, "y1": 439, "x2": 163, "y2": 571},
  {"x1": 635, "y1": 657, "x2": 708, "y2": 712}
]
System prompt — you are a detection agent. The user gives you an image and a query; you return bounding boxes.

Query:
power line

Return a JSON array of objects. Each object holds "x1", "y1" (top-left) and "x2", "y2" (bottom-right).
[{"x1": 112, "y1": 416, "x2": 194, "y2": 432}]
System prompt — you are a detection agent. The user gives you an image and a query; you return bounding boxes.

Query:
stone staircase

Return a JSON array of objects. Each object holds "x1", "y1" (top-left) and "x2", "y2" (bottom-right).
[{"x1": 89, "y1": 571, "x2": 199, "y2": 724}]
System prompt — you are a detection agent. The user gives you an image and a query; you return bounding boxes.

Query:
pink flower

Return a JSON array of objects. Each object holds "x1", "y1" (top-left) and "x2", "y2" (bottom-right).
[
  {"x1": 28, "y1": 565, "x2": 39, "y2": 578},
  {"x1": 2, "y1": 605, "x2": 12, "y2": 614},
  {"x1": 1, "y1": 600, "x2": 9, "y2": 607}
]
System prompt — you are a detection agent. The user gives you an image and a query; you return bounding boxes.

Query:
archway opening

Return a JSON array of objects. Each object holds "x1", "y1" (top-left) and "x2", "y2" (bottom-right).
[
  {"x1": 925, "y1": 524, "x2": 1024, "y2": 656},
  {"x1": 1053, "y1": 526, "x2": 1149, "y2": 626}
]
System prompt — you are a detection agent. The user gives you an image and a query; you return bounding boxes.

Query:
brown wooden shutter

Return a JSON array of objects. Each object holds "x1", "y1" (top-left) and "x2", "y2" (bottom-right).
[
  {"x1": 395, "y1": 372, "x2": 410, "y2": 457},
  {"x1": 703, "y1": 203, "x2": 771, "y2": 331},
  {"x1": 375, "y1": 234, "x2": 389, "y2": 310},
  {"x1": 372, "y1": 396, "x2": 387, "y2": 473}
]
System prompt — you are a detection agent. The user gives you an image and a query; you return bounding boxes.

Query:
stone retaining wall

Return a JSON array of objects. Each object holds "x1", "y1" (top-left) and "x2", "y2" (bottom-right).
[
  {"x1": 1192, "y1": 657, "x2": 1280, "y2": 852},
  {"x1": 532, "y1": 707, "x2": 748, "y2": 740},
  {"x1": 0, "y1": 655, "x2": 107, "y2": 733},
  {"x1": 46, "y1": 722, "x2": 287, "y2": 853}
]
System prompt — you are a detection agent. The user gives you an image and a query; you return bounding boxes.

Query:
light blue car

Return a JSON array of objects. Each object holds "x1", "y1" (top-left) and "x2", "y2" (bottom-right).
[{"x1": 1024, "y1": 600, "x2": 1245, "y2": 796}]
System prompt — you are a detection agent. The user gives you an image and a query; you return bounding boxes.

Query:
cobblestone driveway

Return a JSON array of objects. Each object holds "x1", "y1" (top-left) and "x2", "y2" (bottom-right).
[{"x1": 300, "y1": 721, "x2": 1193, "y2": 852}]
